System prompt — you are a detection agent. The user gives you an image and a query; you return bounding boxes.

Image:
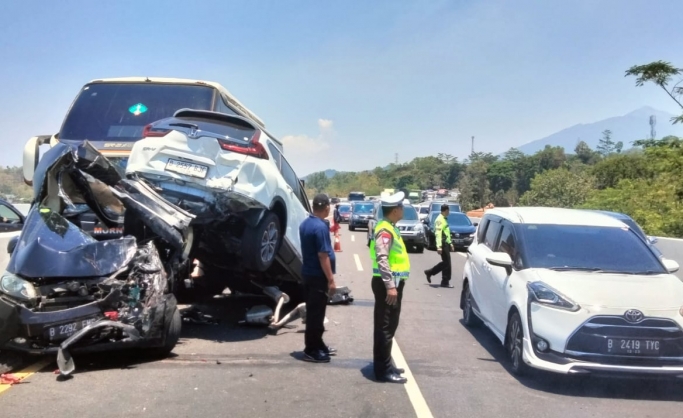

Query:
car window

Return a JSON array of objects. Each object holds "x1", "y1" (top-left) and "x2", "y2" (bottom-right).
[
  {"x1": 496, "y1": 223, "x2": 520, "y2": 268},
  {"x1": 402, "y1": 205, "x2": 418, "y2": 221},
  {"x1": 353, "y1": 203, "x2": 374, "y2": 214},
  {"x1": 59, "y1": 83, "x2": 215, "y2": 142},
  {"x1": 419, "y1": 206, "x2": 429, "y2": 214},
  {"x1": 477, "y1": 218, "x2": 490, "y2": 243},
  {"x1": 446, "y1": 213, "x2": 471, "y2": 226},
  {"x1": 516, "y1": 224, "x2": 666, "y2": 274},
  {"x1": 484, "y1": 220, "x2": 502, "y2": 250},
  {"x1": 214, "y1": 94, "x2": 240, "y2": 117},
  {"x1": 0, "y1": 204, "x2": 20, "y2": 223},
  {"x1": 280, "y1": 156, "x2": 307, "y2": 208},
  {"x1": 267, "y1": 142, "x2": 282, "y2": 171}
]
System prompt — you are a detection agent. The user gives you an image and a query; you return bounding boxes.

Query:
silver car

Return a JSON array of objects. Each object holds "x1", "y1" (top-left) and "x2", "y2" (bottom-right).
[{"x1": 367, "y1": 203, "x2": 426, "y2": 253}]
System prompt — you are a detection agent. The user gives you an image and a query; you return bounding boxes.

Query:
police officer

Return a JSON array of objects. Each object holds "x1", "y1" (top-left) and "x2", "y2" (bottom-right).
[
  {"x1": 424, "y1": 203, "x2": 455, "y2": 288},
  {"x1": 369, "y1": 191, "x2": 410, "y2": 384}
]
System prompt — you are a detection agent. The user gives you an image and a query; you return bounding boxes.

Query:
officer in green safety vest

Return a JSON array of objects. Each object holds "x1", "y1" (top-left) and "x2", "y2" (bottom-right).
[
  {"x1": 424, "y1": 203, "x2": 455, "y2": 288},
  {"x1": 369, "y1": 191, "x2": 410, "y2": 384}
]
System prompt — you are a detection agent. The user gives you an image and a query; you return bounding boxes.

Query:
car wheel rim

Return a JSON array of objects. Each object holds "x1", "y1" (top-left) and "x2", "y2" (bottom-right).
[
  {"x1": 260, "y1": 222, "x2": 278, "y2": 262},
  {"x1": 464, "y1": 288, "x2": 471, "y2": 321},
  {"x1": 509, "y1": 319, "x2": 522, "y2": 370}
]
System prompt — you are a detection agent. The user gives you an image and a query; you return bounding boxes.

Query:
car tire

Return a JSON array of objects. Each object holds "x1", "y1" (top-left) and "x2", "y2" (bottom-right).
[
  {"x1": 349, "y1": 224, "x2": 355, "y2": 231},
  {"x1": 461, "y1": 282, "x2": 481, "y2": 327},
  {"x1": 0, "y1": 350, "x2": 26, "y2": 374},
  {"x1": 415, "y1": 244, "x2": 424, "y2": 253},
  {"x1": 148, "y1": 297, "x2": 181, "y2": 358},
  {"x1": 242, "y1": 211, "x2": 282, "y2": 272},
  {"x1": 506, "y1": 311, "x2": 530, "y2": 376}
]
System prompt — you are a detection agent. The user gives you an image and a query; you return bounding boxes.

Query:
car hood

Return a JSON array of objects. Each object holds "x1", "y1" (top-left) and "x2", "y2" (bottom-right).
[
  {"x1": 450, "y1": 225, "x2": 476, "y2": 234},
  {"x1": 527, "y1": 269, "x2": 683, "y2": 309}
]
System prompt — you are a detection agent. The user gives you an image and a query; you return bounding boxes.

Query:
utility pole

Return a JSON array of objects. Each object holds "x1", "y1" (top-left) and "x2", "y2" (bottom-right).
[
  {"x1": 395, "y1": 153, "x2": 398, "y2": 164},
  {"x1": 471, "y1": 136, "x2": 474, "y2": 155}
]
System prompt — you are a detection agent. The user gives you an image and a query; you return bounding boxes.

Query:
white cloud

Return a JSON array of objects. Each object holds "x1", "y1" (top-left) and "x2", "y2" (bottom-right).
[{"x1": 282, "y1": 119, "x2": 335, "y2": 156}]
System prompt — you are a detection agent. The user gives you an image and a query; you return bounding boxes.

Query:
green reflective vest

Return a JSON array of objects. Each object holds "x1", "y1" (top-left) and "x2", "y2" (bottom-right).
[
  {"x1": 370, "y1": 219, "x2": 411, "y2": 282},
  {"x1": 435, "y1": 213, "x2": 451, "y2": 249}
]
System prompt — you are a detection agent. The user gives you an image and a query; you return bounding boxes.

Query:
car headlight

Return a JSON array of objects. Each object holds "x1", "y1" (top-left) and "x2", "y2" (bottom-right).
[
  {"x1": 527, "y1": 281, "x2": 579, "y2": 312},
  {"x1": 0, "y1": 272, "x2": 37, "y2": 301},
  {"x1": 353, "y1": 215, "x2": 359, "y2": 219}
]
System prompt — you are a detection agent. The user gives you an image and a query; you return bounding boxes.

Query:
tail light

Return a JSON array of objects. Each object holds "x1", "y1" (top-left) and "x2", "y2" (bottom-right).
[
  {"x1": 218, "y1": 130, "x2": 269, "y2": 160},
  {"x1": 142, "y1": 124, "x2": 171, "y2": 138}
]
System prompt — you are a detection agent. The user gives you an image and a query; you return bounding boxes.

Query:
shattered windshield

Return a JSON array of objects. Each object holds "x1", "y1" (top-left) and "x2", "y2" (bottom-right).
[{"x1": 7, "y1": 207, "x2": 137, "y2": 278}]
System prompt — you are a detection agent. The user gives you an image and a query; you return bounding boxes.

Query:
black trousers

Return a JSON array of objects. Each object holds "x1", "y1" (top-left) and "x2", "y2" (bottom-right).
[
  {"x1": 372, "y1": 276, "x2": 405, "y2": 377},
  {"x1": 426, "y1": 244, "x2": 451, "y2": 284},
  {"x1": 303, "y1": 277, "x2": 329, "y2": 353}
]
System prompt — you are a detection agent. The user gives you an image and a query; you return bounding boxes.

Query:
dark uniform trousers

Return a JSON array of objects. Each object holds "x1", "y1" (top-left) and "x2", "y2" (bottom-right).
[
  {"x1": 371, "y1": 276, "x2": 406, "y2": 377},
  {"x1": 426, "y1": 241, "x2": 451, "y2": 284},
  {"x1": 303, "y1": 276, "x2": 329, "y2": 352}
]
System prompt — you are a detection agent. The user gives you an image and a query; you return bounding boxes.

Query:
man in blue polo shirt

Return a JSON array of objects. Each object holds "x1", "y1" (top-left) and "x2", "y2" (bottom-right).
[{"x1": 299, "y1": 193, "x2": 338, "y2": 363}]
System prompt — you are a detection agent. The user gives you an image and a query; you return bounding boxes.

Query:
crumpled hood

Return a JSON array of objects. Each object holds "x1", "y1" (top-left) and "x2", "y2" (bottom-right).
[{"x1": 528, "y1": 269, "x2": 683, "y2": 309}]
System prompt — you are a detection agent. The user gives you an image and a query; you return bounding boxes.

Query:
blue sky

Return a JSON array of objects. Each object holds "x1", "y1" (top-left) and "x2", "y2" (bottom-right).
[{"x1": 1, "y1": 0, "x2": 683, "y2": 176}]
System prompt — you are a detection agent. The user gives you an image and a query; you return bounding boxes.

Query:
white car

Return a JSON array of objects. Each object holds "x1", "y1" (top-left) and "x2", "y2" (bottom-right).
[
  {"x1": 461, "y1": 207, "x2": 683, "y2": 377},
  {"x1": 126, "y1": 109, "x2": 311, "y2": 287}
]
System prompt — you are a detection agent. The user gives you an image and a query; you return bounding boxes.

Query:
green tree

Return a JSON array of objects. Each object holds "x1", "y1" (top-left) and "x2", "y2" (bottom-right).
[
  {"x1": 519, "y1": 167, "x2": 595, "y2": 208},
  {"x1": 590, "y1": 153, "x2": 652, "y2": 189},
  {"x1": 573, "y1": 140, "x2": 600, "y2": 164},
  {"x1": 626, "y1": 60, "x2": 683, "y2": 124},
  {"x1": 457, "y1": 159, "x2": 492, "y2": 211},
  {"x1": 596, "y1": 129, "x2": 616, "y2": 156},
  {"x1": 306, "y1": 171, "x2": 330, "y2": 194}
]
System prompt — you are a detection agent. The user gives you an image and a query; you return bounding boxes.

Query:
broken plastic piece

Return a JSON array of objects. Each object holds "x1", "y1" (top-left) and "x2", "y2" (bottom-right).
[
  {"x1": 104, "y1": 311, "x2": 119, "y2": 321},
  {"x1": 0, "y1": 374, "x2": 21, "y2": 385},
  {"x1": 242, "y1": 305, "x2": 273, "y2": 326},
  {"x1": 181, "y1": 308, "x2": 219, "y2": 325},
  {"x1": 328, "y1": 286, "x2": 354, "y2": 305}
]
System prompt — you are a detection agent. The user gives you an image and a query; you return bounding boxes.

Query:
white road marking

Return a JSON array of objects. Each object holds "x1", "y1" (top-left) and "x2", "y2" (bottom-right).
[
  {"x1": 392, "y1": 339, "x2": 434, "y2": 418},
  {"x1": 351, "y1": 234, "x2": 355, "y2": 242},
  {"x1": 456, "y1": 252, "x2": 467, "y2": 258},
  {"x1": 353, "y1": 254, "x2": 363, "y2": 271}
]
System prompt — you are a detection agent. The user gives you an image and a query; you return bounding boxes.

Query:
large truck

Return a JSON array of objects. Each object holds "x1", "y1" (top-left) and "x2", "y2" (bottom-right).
[
  {"x1": 408, "y1": 190, "x2": 421, "y2": 204},
  {"x1": 23, "y1": 77, "x2": 265, "y2": 187}
]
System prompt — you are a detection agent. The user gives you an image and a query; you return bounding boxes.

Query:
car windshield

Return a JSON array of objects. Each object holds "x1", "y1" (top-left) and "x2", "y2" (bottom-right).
[
  {"x1": 402, "y1": 205, "x2": 418, "y2": 221},
  {"x1": 430, "y1": 203, "x2": 460, "y2": 212},
  {"x1": 447, "y1": 213, "x2": 471, "y2": 226},
  {"x1": 339, "y1": 205, "x2": 351, "y2": 213},
  {"x1": 353, "y1": 203, "x2": 374, "y2": 214},
  {"x1": 59, "y1": 83, "x2": 217, "y2": 142},
  {"x1": 517, "y1": 224, "x2": 666, "y2": 274}
]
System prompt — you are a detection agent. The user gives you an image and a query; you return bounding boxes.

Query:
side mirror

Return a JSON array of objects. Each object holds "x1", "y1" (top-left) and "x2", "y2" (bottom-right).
[
  {"x1": 22, "y1": 134, "x2": 52, "y2": 186},
  {"x1": 662, "y1": 258, "x2": 679, "y2": 274},
  {"x1": 7, "y1": 236, "x2": 19, "y2": 255},
  {"x1": 473, "y1": 222, "x2": 479, "y2": 227},
  {"x1": 486, "y1": 252, "x2": 513, "y2": 275},
  {"x1": 648, "y1": 236, "x2": 658, "y2": 245}
]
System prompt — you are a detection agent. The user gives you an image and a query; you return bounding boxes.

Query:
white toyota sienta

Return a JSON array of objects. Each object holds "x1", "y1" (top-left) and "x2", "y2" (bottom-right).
[{"x1": 461, "y1": 207, "x2": 683, "y2": 378}]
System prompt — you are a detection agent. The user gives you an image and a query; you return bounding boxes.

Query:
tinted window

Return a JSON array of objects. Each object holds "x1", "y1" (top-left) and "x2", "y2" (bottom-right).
[
  {"x1": 516, "y1": 224, "x2": 666, "y2": 274},
  {"x1": 348, "y1": 192, "x2": 365, "y2": 201},
  {"x1": 339, "y1": 205, "x2": 351, "y2": 213},
  {"x1": 280, "y1": 157, "x2": 301, "y2": 194},
  {"x1": 215, "y1": 94, "x2": 240, "y2": 116},
  {"x1": 477, "y1": 218, "x2": 490, "y2": 242},
  {"x1": 419, "y1": 206, "x2": 429, "y2": 214},
  {"x1": 267, "y1": 142, "x2": 282, "y2": 171},
  {"x1": 446, "y1": 213, "x2": 472, "y2": 226},
  {"x1": 60, "y1": 83, "x2": 215, "y2": 142},
  {"x1": 402, "y1": 205, "x2": 418, "y2": 221},
  {"x1": 429, "y1": 202, "x2": 460, "y2": 213},
  {"x1": 352, "y1": 203, "x2": 374, "y2": 214},
  {"x1": 0, "y1": 203, "x2": 20, "y2": 222},
  {"x1": 484, "y1": 220, "x2": 502, "y2": 249},
  {"x1": 496, "y1": 224, "x2": 520, "y2": 268}
]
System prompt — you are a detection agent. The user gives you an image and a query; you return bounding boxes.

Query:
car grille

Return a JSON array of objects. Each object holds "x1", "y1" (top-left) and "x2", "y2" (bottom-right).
[{"x1": 564, "y1": 316, "x2": 683, "y2": 364}]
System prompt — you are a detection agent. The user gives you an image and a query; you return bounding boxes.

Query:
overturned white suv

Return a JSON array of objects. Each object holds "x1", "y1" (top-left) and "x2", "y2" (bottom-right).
[{"x1": 126, "y1": 109, "x2": 311, "y2": 293}]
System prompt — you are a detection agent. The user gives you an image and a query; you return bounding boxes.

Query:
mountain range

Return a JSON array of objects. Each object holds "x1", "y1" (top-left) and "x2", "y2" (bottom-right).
[
  {"x1": 303, "y1": 106, "x2": 683, "y2": 178},
  {"x1": 514, "y1": 106, "x2": 683, "y2": 155}
]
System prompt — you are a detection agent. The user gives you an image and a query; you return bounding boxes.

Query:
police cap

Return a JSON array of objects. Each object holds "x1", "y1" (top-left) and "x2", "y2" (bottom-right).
[{"x1": 381, "y1": 191, "x2": 405, "y2": 207}]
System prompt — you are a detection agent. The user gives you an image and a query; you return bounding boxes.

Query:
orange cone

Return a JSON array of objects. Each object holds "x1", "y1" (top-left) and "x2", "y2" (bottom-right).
[{"x1": 334, "y1": 234, "x2": 342, "y2": 252}]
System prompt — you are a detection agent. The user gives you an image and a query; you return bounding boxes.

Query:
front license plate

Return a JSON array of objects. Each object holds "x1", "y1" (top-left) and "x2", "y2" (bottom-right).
[
  {"x1": 165, "y1": 158, "x2": 209, "y2": 179},
  {"x1": 606, "y1": 338, "x2": 661, "y2": 355},
  {"x1": 44, "y1": 317, "x2": 100, "y2": 341}
]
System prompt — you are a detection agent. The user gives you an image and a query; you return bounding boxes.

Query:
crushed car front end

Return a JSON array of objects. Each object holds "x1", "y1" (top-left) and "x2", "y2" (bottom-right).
[{"x1": 0, "y1": 140, "x2": 194, "y2": 375}]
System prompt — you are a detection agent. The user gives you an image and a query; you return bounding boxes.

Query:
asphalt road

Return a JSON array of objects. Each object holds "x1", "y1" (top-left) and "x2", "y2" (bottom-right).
[{"x1": 2, "y1": 227, "x2": 683, "y2": 417}]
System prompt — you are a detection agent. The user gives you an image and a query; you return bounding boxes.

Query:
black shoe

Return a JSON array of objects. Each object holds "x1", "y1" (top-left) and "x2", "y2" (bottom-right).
[
  {"x1": 393, "y1": 366, "x2": 405, "y2": 374},
  {"x1": 424, "y1": 270, "x2": 432, "y2": 284},
  {"x1": 377, "y1": 372, "x2": 408, "y2": 384},
  {"x1": 303, "y1": 350, "x2": 331, "y2": 363},
  {"x1": 440, "y1": 283, "x2": 454, "y2": 288},
  {"x1": 324, "y1": 346, "x2": 337, "y2": 356}
]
